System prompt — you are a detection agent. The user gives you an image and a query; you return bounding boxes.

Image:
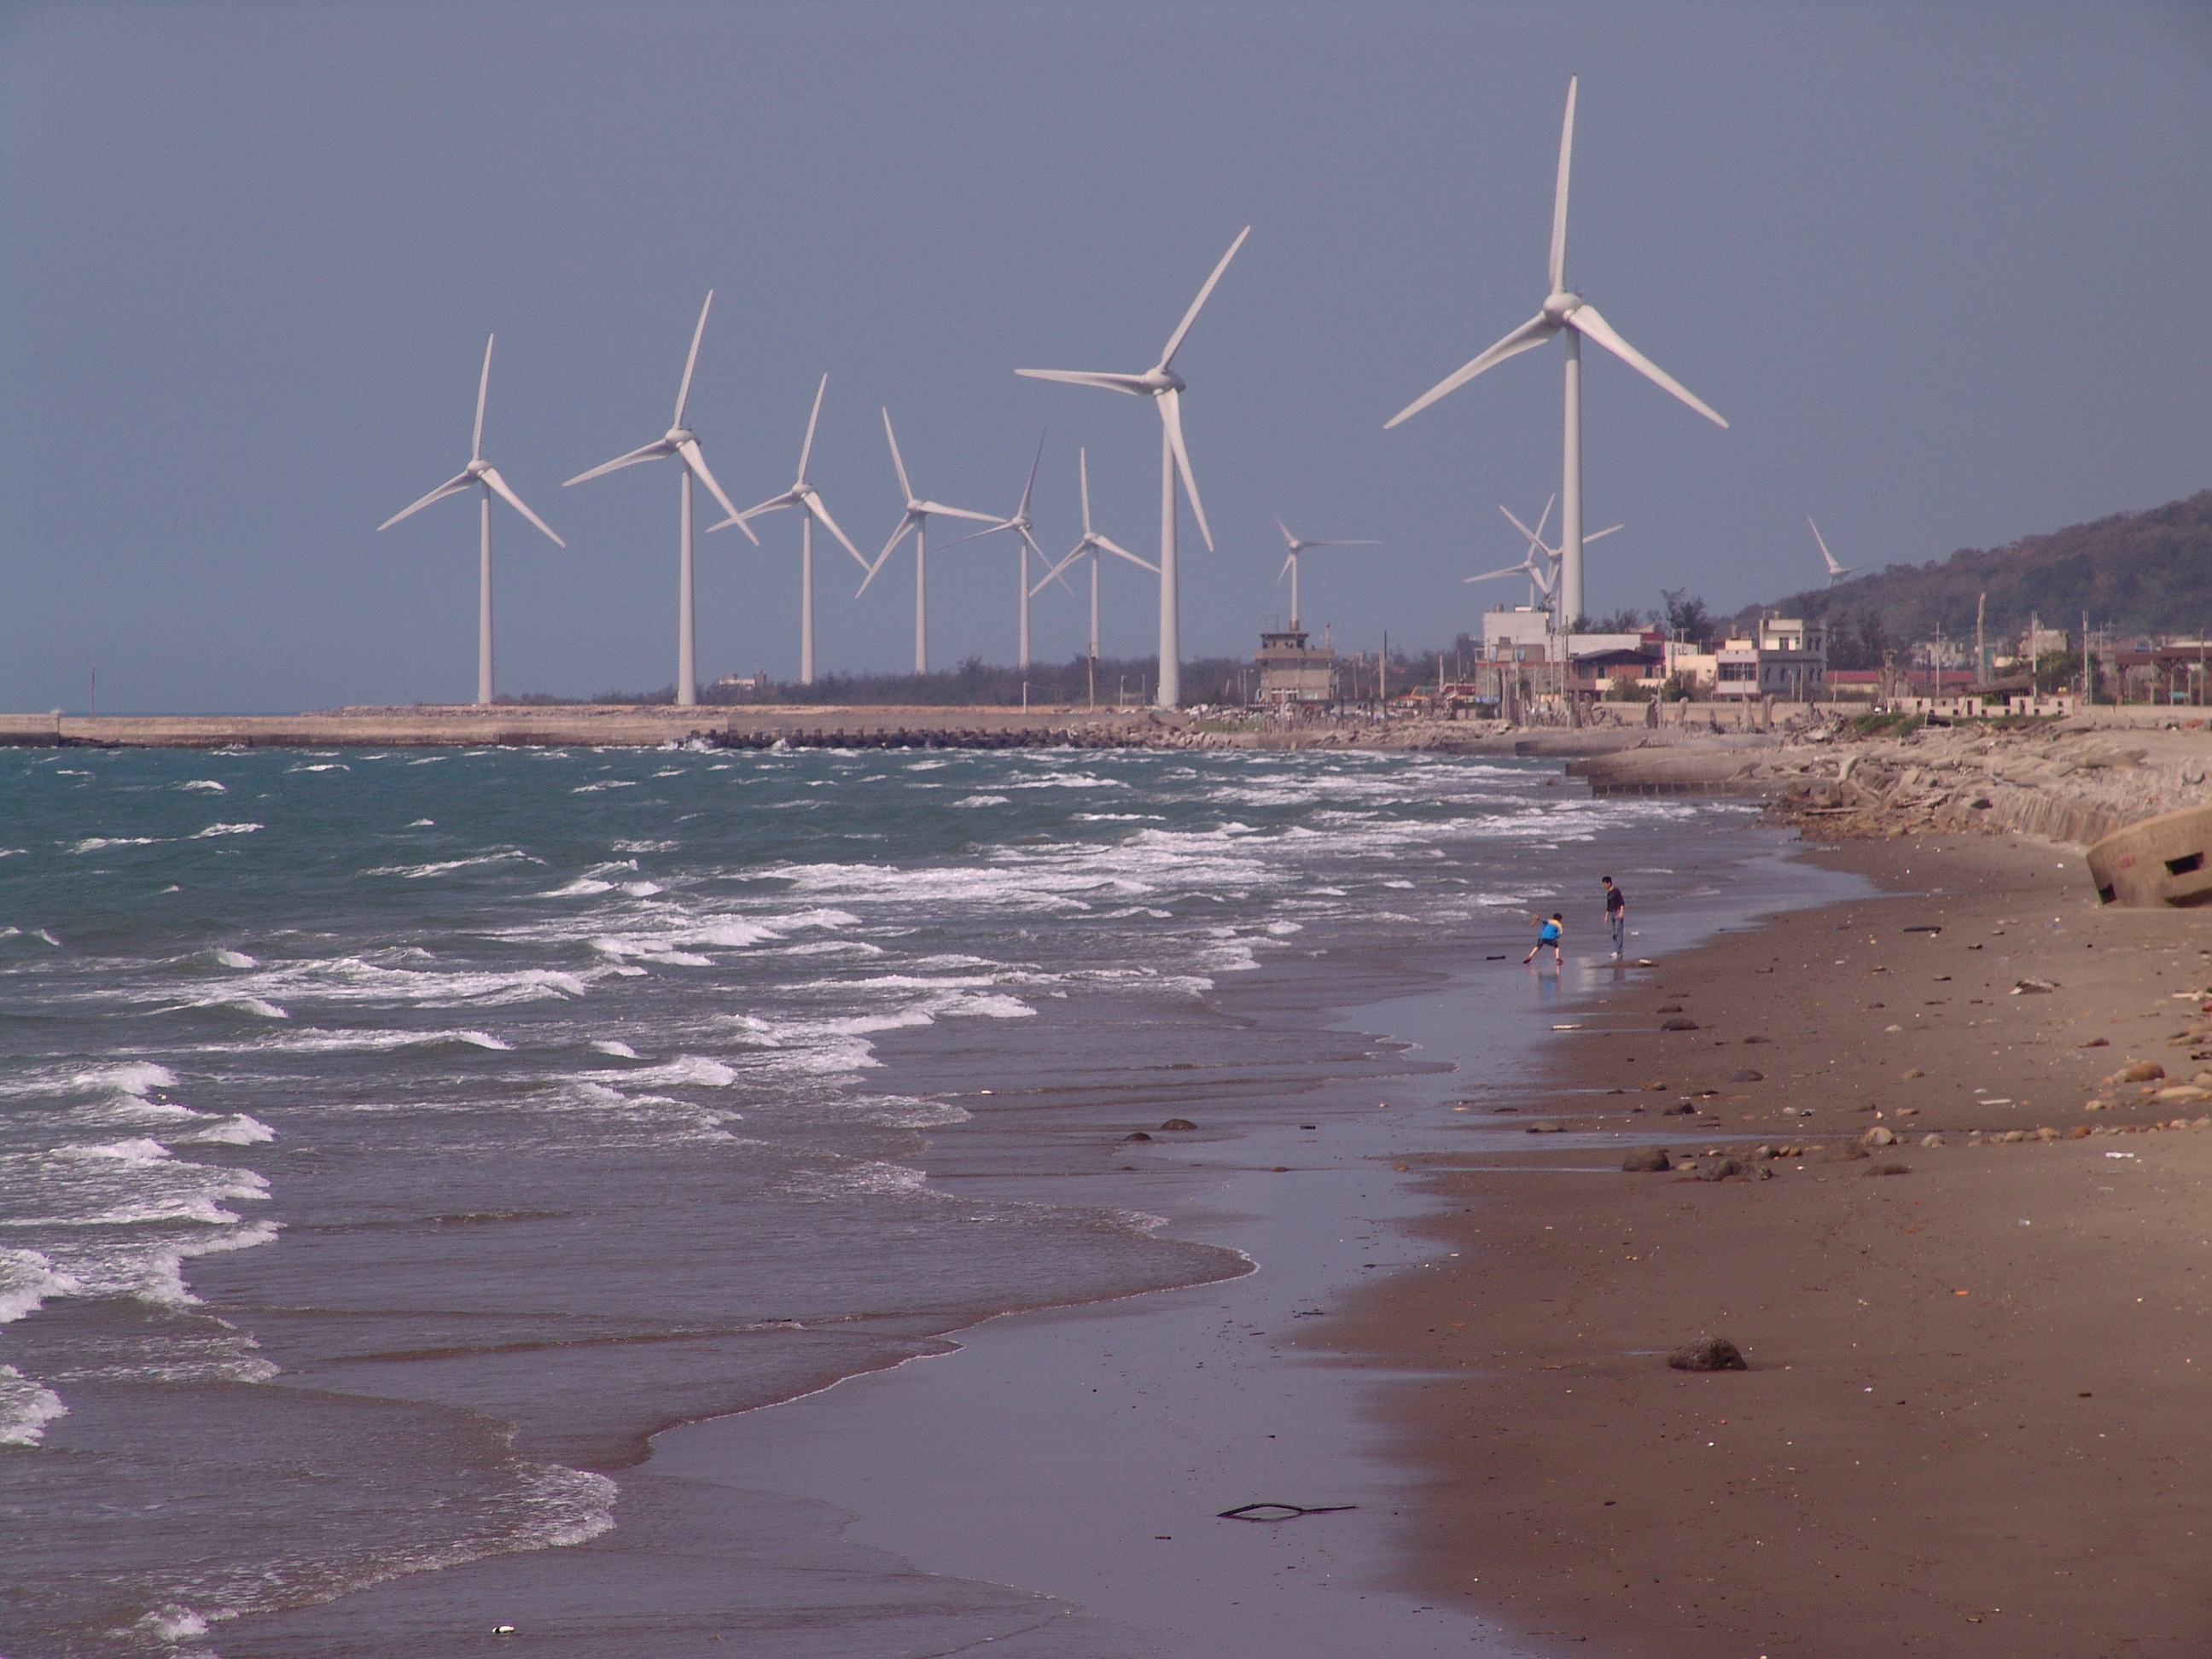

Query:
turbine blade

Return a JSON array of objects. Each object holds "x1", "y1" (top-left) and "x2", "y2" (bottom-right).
[
  {"x1": 1040, "y1": 545, "x2": 1087, "y2": 588},
  {"x1": 1156, "y1": 224, "x2": 1251, "y2": 371},
  {"x1": 1550, "y1": 78, "x2": 1577, "y2": 294},
  {"x1": 377, "y1": 470, "x2": 475, "y2": 531},
  {"x1": 936, "y1": 519, "x2": 1016, "y2": 551},
  {"x1": 675, "y1": 439, "x2": 748, "y2": 525},
  {"x1": 1565, "y1": 303, "x2": 1729, "y2": 428},
  {"x1": 1278, "y1": 553, "x2": 1295, "y2": 584},
  {"x1": 1809, "y1": 515, "x2": 1838, "y2": 573},
  {"x1": 1535, "y1": 493, "x2": 1556, "y2": 544},
  {"x1": 472, "y1": 335, "x2": 494, "y2": 462},
  {"x1": 878, "y1": 511, "x2": 921, "y2": 566},
  {"x1": 1016, "y1": 368, "x2": 1150, "y2": 396},
  {"x1": 1302, "y1": 538, "x2": 1381, "y2": 548},
  {"x1": 1157, "y1": 387, "x2": 1211, "y2": 550},
  {"x1": 1078, "y1": 448, "x2": 1094, "y2": 536},
  {"x1": 803, "y1": 492, "x2": 867, "y2": 568},
  {"x1": 1016, "y1": 430, "x2": 1045, "y2": 519},
  {"x1": 704, "y1": 509, "x2": 762, "y2": 544},
  {"x1": 854, "y1": 540, "x2": 899, "y2": 597},
  {"x1": 673, "y1": 291, "x2": 712, "y2": 427},
  {"x1": 1097, "y1": 537, "x2": 1160, "y2": 575},
  {"x1": 1383, "y1": 312, "x2": 1554, "y2": 428},
  {"x1": 882, "y1": 407, "x2": 914, "y2": 504},
  {"x1": 736, "y1": 489, "x2": 801, "y2": 521},
  {"x1": 1274, "y1": 515, "x2": 1298, "y2": 550},
  {"x1": 1464, "y1": 563, "x2": 1534, "y2": 585},
  {"x1": 478, "y1": 466, "x2": 566, "y2": 546},
  {"x1": 1499, "y1": 503, "x2": 1549, "y2": 554},
  {"x1": 915, "y1": 502, "x2": 1000, "y2": 525},
  {"x1": 1585, "y1": 523, "x2": 1624, "y2": 544},
  {"x1": 797, "y1": 375, "x2": 828, "y2": 480},
  {"x1": 565, "y1": 439, "x2": 674, "y2": 486}
]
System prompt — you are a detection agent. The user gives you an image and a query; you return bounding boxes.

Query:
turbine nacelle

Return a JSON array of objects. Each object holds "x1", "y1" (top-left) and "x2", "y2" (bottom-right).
[
  {"x1": 664, "y1": 427, "x2": 696, "y2": 448},
  {"x1": 1541, "y1": 291, "x2": 1580, "y2": 327}
]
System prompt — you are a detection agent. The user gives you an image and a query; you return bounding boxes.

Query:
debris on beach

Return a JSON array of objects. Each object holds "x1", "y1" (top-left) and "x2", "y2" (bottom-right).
[{"x1": 1667, "y1": 1336, "x2": 1749, "y2": 1372}]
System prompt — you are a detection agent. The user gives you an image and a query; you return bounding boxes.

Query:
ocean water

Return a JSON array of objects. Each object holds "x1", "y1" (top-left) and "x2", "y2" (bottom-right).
[{"x1": 0, "y1": 743, "x2": 1761, "y2": 1656}]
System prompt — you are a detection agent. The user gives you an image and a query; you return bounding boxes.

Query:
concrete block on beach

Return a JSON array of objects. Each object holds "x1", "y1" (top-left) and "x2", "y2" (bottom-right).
[{"x1": 2087, "y1": 805, "x2": 2212, "y2": 908}]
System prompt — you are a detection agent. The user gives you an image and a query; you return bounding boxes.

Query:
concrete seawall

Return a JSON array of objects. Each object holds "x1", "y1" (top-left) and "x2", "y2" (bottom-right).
[{"x1": 0, "y1": 706, "x2": 1186, "y2": 750}]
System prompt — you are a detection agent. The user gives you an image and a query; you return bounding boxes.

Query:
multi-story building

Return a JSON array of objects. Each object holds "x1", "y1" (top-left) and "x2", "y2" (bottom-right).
[{"x1": 1714, "y1": 616, "x2": 1828, "y2": 701}]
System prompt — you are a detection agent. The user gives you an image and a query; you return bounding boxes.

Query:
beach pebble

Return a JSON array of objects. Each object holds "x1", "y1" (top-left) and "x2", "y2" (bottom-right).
[
  {"x1": 1662, "y1": 1017, "x2": 1701, "y2": 1032},
  {"x1": 1730, "y1": 1068, "x2": 1764, "y2": 1083},
  {"x1": 1621, "y1": 1146, "x2": 1672, "y2": 1173},
  {"x1": 1696, "y1": 1157, "x2": 1741, "y2": 1182},
  {"x1": 1742, "y1": 1035, "x2": 1770, "y2": 1045},
  {"x1": 1667, "y1": 1336, "x2": 1749, "y2": 1372},
  {"x1": 1901, "y1": 1068, "x2": 1925, "y2": 1080},
  {"x1": 2012, "y1": 977, "x2": 2059, "y2": 995},
  {"x1": 1662, "y1": 1102, "x2": 1697, "y2": 1115},
  {"x1": 2079, "y1": 1037, "x2": 2110, "y2": 1048},
  {"x1": 1159, "y1": 1118, "x2": 1197, "y2": 1132},
  {"x1": 2001, "y1": 1129, "x2": 2028, "y2": 1143},
  {"x1": 1124, "y1": 1132, "x2": 1154, "y2": 1142},
  {"x1": 2120, "y1": 1061, "x2": 2167, "y2": 1083},
  {"x1": 1863, "y1": 1126, "x2": 1897, "y2": 1147},
  {"x1": 1656, "y1": 1003, "x2": 1685, "y2": 1013},
  {"x1": 1921, "y1": 1133, "x2": 1945, "y2": 1147},
  {"x1": 2035, "y1": 1126, "x2": 2061, "y2": 1141},
  {"x1": 1524, "y1": 1121, "x2": 1565, "y2": 1134},
  {"x1": 2083, "y1": 1098, "x2": 2111, "y2": 1111}
]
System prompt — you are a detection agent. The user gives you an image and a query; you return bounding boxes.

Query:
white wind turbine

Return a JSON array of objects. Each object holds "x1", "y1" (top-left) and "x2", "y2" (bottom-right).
[
  {"x1": 940, "y1": 434, "x2": 1056, "y2": 670},
  {"x1": 564, "y1": 292, "x2": 754, "y2": 707},
  {"x1": 1387, "y1": 78, "x2": 1725, "y2": 627},
  {"x1": 1272, "y1": 516, "x2": 1379, "y2": 632},
  {"x1": 1016, "y1": 225, "x2": 1250, "y2": 708},
  {"x1": 857, "y1": 410, "x2": 1000, "y2": 675},
  {"x1": 1809, "y1": 516, "x2": 1854, "y2": 586},
  {"x1": 1039, "y1": 448, "x2": 1156, "y2": 705},
  {"x1": 713, "y1": 376, "x2": 864, "y2": 686},
  {"x1": 377, "y1": 335, "x2": 565, "y2": 707}
]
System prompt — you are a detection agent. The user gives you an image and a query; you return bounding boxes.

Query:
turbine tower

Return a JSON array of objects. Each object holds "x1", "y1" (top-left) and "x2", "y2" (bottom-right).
[
  {"x1": 1272, "y1": 516, "x2": 1378, "y2": 632},
  {"x1": 713, "y1": 376, "x2": 863, "y2": 686},
  {"x1": 564, "y1": 292, "x2": 754, "y2": 707},
  {"x1": 1016, "y1": 225, "x2": 1250, "y2": 708},
  {"x1": 1039, "y1": 449, "x2": 1155, "y2": 708},
  {"x1": 377, "y1": 335, "x2": 565, "y2": 707},
  {"x1": 859, "y1": 410, "x2": 999, "y2": 674},
  {"x1": 1809, "y1": 517, "x2": 1854, "y2": 586},
  {"x1": 941, "y1": 434, "x2": 1051, "y2": 669},
  {"x1": 1386, "y1": 79, "x2": 1725, "y2": 626},
  {"x1": 1493, "y1": 499, "x2": 1621, "y2": 612}
]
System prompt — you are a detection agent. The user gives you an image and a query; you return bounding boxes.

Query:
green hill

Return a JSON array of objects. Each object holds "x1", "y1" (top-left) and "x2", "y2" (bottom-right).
[{"x1": 1734, "y1": 488, "x2": 2212, "y2": 667}]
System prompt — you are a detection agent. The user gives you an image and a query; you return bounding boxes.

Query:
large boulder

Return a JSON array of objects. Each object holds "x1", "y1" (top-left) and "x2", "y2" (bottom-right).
[
  {"x1": 1621, "y1": 1146, "x2": 1672, "y2": 1173},
  {"x1": 1668, "y1": 1336, "x2": 1749, "y2": 1371}
]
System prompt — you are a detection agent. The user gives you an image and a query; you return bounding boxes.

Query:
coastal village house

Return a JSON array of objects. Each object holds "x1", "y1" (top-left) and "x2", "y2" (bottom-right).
[{"x1": 1714, "y1": 616, "x2": 1828, "y2": 701}]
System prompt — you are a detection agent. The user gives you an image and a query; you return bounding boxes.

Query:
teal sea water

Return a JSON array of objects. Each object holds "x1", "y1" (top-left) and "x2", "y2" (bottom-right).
[{"x1": 1, "y1": 743, "x2": 1763, "y2": 1656}]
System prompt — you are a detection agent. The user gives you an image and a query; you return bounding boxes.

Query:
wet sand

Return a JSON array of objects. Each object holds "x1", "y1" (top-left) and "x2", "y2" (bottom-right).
[{"x1": 1334, "y1": 832, "x2": 2212, "y2": 1655}]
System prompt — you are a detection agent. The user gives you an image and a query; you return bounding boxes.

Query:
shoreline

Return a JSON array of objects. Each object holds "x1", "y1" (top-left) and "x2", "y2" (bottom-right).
[{"x1": 1331, "y1": 828, "x2": 2212, "y2": 1655}]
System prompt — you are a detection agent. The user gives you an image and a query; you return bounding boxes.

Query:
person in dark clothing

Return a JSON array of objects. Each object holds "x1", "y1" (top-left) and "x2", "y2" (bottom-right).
[{"x1": 1602, "y1": 876, "x2": 1627, "y2": 959}]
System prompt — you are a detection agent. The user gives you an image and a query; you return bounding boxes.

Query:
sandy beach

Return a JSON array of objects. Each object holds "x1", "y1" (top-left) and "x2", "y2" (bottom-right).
[{"x1": 1332, "y1": 830, "x2": 2212, "y2": 1656}]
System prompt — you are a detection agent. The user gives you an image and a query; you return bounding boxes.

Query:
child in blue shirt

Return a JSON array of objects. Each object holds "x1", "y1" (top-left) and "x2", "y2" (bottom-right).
[{"x1": 1524, "y1": 912, "x2": 1564, "y2": 966}]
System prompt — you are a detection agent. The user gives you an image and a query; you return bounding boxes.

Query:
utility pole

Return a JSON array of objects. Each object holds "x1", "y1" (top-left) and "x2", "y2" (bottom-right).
[
  {"x1": 1975, "y1": 591, "x2": 1986, "y2": 690},
  {"x1": 2082, "y1": 610, "x2": 2092, "y2": 705}
]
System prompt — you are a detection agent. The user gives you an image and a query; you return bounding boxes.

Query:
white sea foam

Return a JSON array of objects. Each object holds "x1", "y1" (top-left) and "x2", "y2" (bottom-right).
[
  {"x1": 952, "y1": 795, "x2": 1010, "y2": 807},
  {"x1": 213, "y1": 949, "x2": 258, "y2": 969},
  {"x1": 362, "y1": 851, "x2": 539, "y2": 879},
  {"x1": 545, "y1": 877, "x2": 614, "y2": 896},
  {"x1": 614, "y1": 839, "x2": 678, "y2": 853},
  {"x1": 192, "y1": 822, "x2": 263, "y2": 838},
  {"x1": 571, "y1": 779, "x2": 639, "y2": 793},
  {"x1": 174, "y1": 1115, "x2": 278, "y2": 1146},
  {"x1": 0, "y1": 1248, "x2": 84, "y2": 1323},
  {"x1": 589, "y1": 1039, "x2": 640, "y2": 1059},
  {"x1": 185, "y1": 996, "x2": 289, "y2": 1019},
  {"x1": 178, "y1": 779, "x2": 227, "y2": 793},
  {"x1": 67, "y1": 835, "x2": 168, "y2": 853},
  {"x1": 288, "y1": 762, "x2": 350, "y2": 773},
  {"x1": 0, "y1": 1366, "x2": 69, "y2": 1446}
]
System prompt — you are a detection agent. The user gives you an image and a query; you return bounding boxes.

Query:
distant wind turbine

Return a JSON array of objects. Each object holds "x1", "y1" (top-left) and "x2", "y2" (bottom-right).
[
  {"x1": 1387, "y1": 78, "x2": 1725, "y2": 627},
  {"x1": 564, "y1": 292, "x2": 754, "y2": 707},
  {"x1": 1809, "y1": 516, "x2": 1854, "y2": 585},
  {"x1": 858, "y1": 410, "x2": 999, "y2": 674},
  {"x1": 1272, "y1": 517, "x2": 1379, "y2": 633},
  {"x1": 940, "y1": 433, "x2": 1056, "y2": 669},
  {"x1": 1039, "y1": 448, "x2": 1156, "y2": 684},
  {"x1": 713, "y1": 376, "x2": 863, "y2": 686},
  {"x1": 378, "y1": 335, "x2": 565, "y2": 707},
  {"x1": 1016, "y1": 225, "x2": 1250, "y2": 708}
]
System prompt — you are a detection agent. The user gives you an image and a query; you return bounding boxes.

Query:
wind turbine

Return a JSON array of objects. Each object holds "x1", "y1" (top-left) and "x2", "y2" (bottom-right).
[
  {"x1": 940, "y1": 433, "x2": 1054, "y2": 669},
  {"x1": 377, "y1": 335, "x2": 565, "y2": 707},
  {"x1": 1386, "y1": 78, "x2": 1726, "y2": 627},
  {"x1": 564, "y1": 292, "x2": 754, "y2": 707},
  {"x1": 1039, "y1": 448, "x2": 1156, "y2": 707},
  {"x1": 1493, "y1": 498, "x2": 1622, "y2": 614},
  {"x1": 1272, "y1": 517, "x2": 1379, "y2": 632},
  {"x1": 1809, "y1": 516, "x2": 1854, "y2": 586},
  {"x1": 1016, "y1": 225, "x2": 1250, "y2": 708},
  {"x1": 857, "y1": 410, "x2": 999, "y2": 675},
  {"x1": 713, "y1": 376, "x2": 863, "y2": 686}
]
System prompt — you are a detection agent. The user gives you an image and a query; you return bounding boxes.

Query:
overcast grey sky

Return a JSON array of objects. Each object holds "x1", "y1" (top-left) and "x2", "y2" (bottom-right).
[{"x1": 3, "y1": 1, "x2": 2206, "y2": 711}]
